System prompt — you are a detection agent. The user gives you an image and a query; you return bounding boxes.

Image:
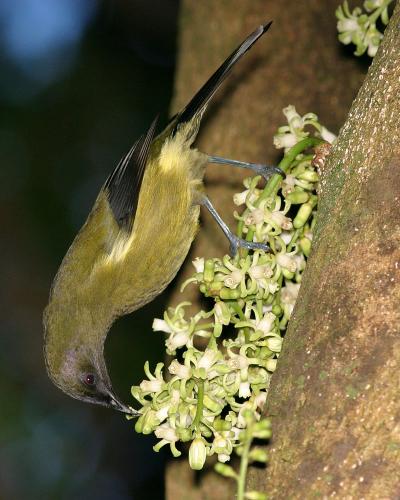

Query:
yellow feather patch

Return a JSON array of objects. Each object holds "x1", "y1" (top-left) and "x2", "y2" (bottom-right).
[
  {"x1": 159, "y1": 134, "x2": 193, "y2": 173},
  {"x1": 106, "y1": 230, "x2": 137, "y2": 264}
]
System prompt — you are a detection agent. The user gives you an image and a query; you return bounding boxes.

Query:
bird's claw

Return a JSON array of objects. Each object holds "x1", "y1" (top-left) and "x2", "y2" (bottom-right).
[{"x1": 229, "y1": 235, "x2": 270, "y2": 256}]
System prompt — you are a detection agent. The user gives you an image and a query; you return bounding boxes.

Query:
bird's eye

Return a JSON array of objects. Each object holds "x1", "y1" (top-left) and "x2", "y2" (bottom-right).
[{"x1": 83, "y1": 373, "x2": 96, "y2": 387}]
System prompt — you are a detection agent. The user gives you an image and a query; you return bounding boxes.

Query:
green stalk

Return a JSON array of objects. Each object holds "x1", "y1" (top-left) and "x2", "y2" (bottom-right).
[
  {"x1": 237, "y1": 427, "x2": 253, "y2": 500},
  {"x1": 238, "y1": 137, "x2": 324, "y2": 256},
  {"x1": 368, "y1": 0, "x2": 393, "y2": 25},
  {"x1": 193, "y1": 379, "x2": 205, "y2": 430}
]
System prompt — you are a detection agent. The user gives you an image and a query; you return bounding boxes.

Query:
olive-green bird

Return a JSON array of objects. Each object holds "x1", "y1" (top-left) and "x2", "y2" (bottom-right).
[{"x1": 44, "y1": 22, "x2": 281, "y2": 414}]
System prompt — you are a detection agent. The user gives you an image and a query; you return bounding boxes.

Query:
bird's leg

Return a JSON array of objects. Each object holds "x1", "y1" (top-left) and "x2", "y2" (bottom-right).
[
  {"x1": 207, "y1": 155, "x2": 284, "y2": 181},
  {"x1": 201, "y1": 196, "x2": 270, "y2": 256}
]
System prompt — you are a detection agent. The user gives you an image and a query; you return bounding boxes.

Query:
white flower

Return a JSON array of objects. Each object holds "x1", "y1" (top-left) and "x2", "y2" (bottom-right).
[
  {"x1": 282, "y1": 174, "x2": 296, "y2": 195},
  {"x1": 337, "y1": 17, "x2": 359, "y2": 38},
  {"x1": 281, "y1": 281, "x2": 300, "y2": 305},
  {"x1": 155, "y1": 423, "x2": 178, "y2": 442},
  {"x1": 218, "y1": 454, "x2": 231, "y2": 463},
  {"x1": 294, "y1": 254, "x2": 306, "y2": 272},
  {"x1": 198, "y1": 349, "x2": 220, "y2": 370},
  {"x1": 365, "y1": 24, "x2": 383, "y2": 57},
  {"x1": 168, "y1": 359, "x2": 191, "y2": 379},
  {"x1": 266, "y1": 358, "x2": 278, "y2": 372},
  {"x1": 239, "y1": 381, "x2": 251, "y2": 398},
  {"x1": 244, "y1": 208, "x2": 264, "y2": 226},
  {"x1": 276, "y1": 253, "x2": 297, "y2": 273},
  {"x1": 280, "y1": 231, "x2": 293, "y2": 245},
  {"x1": 224, "y1": 270, "x2": 243, "y2": 289},
  {"x1": 268, "y1": 282, "x2": 280, "y2": 294},
  {"x1": 283, "y1": 104, "x2": 303, "y2": 127},
  {"x1": 256, "y1": 312, "x2": 276, "y2": 335},
  {"x1": 155, "y1": 405, "x2": 170, "y2": 422},
  {"x1": 140, "y1": 379, "x2": 163, "y2": 393},
  {"x1": 271, "y1": 211, "x2": 293, "y2": 230},
  {"x1": 281, "y1": 281, "x2": 301, "y2": 318},
  {"x1": 248, "y1": 264, "x2": 273, "y2": 280},
  {"x1": 214, "y1": 301, "x2": 231, "y2": 325},
  {"x1": 233, "y1": 189, "x2": 251, "y2": 206},
  {"x1": 212, "y1": 434, "x2": 232, "y2": 454},
  {"x1": 267, "y1": 337, "x2": 282, "y2": 353},
  {"x1": 192, "y1": 257, "x2": 204, "y2": 273},
  {"x1": 273, "y1": 132, "x2": 298, "y2": 150},
  {"x1": 319, "y1": 126, "x2": 336, "y2": 144},
  {"x1": 152, "y1": 318, "x2": 172, "y2": 333},
  {"x1": 254, "y1": 392, "x2": 267, "y2": 409},
  {"x1": 227, "y1": 352, "x2": 249, "y2": 370},
  {"x1": 166, "y1": 330, "x2": 190, "y2": 351}
]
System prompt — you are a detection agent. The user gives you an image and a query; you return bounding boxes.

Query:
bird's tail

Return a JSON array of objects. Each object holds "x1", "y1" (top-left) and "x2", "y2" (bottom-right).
[{"x1": 172, "y1": 22, "x2": 273, "y2": 137}]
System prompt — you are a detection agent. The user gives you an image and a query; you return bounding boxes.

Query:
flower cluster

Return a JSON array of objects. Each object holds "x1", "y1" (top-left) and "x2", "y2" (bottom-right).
[
  {"x1": 130, "y1": 106, "x2": 334, "y2": 497},
  {"x1": 336, "y1": 0, "x2": 393, "y2": 57},
  {"x1": 273, "y1": 105, "x2": 336, "y2": 151}
]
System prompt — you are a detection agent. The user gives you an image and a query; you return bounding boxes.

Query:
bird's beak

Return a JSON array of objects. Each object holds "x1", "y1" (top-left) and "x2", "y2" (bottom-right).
[{"x1": 107, "y1": 390, "x2": 139, "y2": 416}]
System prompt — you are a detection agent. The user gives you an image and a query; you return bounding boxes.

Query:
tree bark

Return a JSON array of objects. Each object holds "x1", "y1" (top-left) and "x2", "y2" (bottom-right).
[
  {"x1": 166, "y1": 1, "x2": 368, "y2": 498},
  {"x1": 249, "y1": 2, "x2": 400, "y2": 498}
]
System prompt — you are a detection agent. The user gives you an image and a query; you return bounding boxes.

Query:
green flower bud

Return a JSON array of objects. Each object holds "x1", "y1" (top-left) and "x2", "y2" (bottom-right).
[
  {"x1": 266, "y1": 358, "x2": 277, "y2": 372},
  {"x1": 249, "y1": 448, "x2": 268, "y2": 463},
  {"x1": 272, "y1": 304, "x2": 282, "y2": 316},
  {"x1": 214, "y1": 418, "x2": 232, "y2": 432},
  {"x1": 282, "y1": 268, "x2": 295, "y2": 280},
  {"x1": 244, "y1": 491, "x2": 268, "y2": 500},
  {"x1": 199, "y1": 424, "x2": 213, "y2": 438},
  {"x1": 139, "y1": 410, "x2": 160, "y2": 435},
  {"x1": 293, "y1": 202, "x2": 313, "y2": 228},
  {"x1": 134, "y1": 414, "x2": 145, "y2": 434},
  {"x1": 243, "y1": 409, "x2": 256, "y2": 425},
  {"x1": 214, "y1": 462, "x2": 237, "y2": 479},
  {"x1": 258, "y1": 346, "x2": 273, "y2": 359},
  {"x1": 189, "y1": 437, "x2": 207, "y2": 470},
  {"x1": 178, "y1": 428, "x2": 192, "y2": 442},
  {"x1": 204, "y1": 259, "x2": 215, "y2": 283},
  {"x1": 208, "y1": 281, "x2": 223, "y2": 295},
  {"x1": 286, "y1": 191, "x2": 309, "y2": 204},
  {"x1": 298, "y1": 170, "x2": 319, "y2": 182},
  {"x1": 254, "y1": 419, "x2": 271, "y2": 431},
  {"x1": 253, "y1": 429, "x2": 272, "y2": 439},
  {"x1": 299, "y1": 236, "x2": 312, "y2": 257},
  {"x1": 204, "y1": 394, "x2": 224, "y2": 413},
  {"x1": 220, "y1": 287, "x2": 241, "y2": 300}
]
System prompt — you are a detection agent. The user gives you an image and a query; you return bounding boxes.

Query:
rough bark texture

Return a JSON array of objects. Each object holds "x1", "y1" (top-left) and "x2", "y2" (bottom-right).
[
  {"x1": 166, "y1": 1, "x2": 368, "y2": 498},
  {"x1": 249, "y1": 3, "x2": 400, "y2": 499}
]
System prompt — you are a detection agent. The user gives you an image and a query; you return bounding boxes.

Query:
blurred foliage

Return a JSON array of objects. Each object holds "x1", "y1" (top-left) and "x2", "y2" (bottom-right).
[{"x1": 0, "y1": 1, "x2": 179, "y2": 498}]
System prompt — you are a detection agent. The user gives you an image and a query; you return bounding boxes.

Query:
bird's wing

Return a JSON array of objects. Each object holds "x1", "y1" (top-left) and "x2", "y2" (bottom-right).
[
  {"x1": 172, "y1": 22, "x2": 272, "y2": 136},
  {"x1": 104, "y1": 116, "x2": 158, "y2": 230}
]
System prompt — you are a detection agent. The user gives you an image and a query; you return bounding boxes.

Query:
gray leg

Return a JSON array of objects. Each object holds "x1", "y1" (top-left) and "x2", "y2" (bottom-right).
[
  {"x1": 201, "y1": 196, "x2": 270, "y2": 256},
  {"x1": 208, "y1": 156, "x2": 284, "y2": 181}
]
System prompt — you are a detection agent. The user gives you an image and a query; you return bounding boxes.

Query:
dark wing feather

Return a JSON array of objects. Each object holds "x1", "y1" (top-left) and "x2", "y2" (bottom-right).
[
  {"x1": 105, "y1": 116, "x2": 158, "y2": 230},
  {"x1": 172, "y1": 22, "x2": 272, "y2": 135}
]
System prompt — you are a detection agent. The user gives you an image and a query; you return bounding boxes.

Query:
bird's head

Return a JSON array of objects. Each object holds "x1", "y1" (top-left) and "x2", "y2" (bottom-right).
[{"x1": 43, "y1": 304, "x2": 136, "y2": 415}]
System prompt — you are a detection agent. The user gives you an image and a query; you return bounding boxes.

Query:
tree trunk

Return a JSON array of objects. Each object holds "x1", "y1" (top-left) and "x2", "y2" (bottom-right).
[
  {"x1": 249, "y1": 2, "x2": 400, "y2": 498},
  {"x1": 166, "y1": 1, "x2": 368, "y2": 498}
]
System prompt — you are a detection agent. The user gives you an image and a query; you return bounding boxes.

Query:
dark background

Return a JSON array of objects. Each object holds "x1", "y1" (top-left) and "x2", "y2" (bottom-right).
[{"x1": 0, "y1": 1, "x2": 180, "y2": 498}]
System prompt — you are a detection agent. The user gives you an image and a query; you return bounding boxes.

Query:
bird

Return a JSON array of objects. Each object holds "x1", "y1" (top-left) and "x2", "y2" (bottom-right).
[{"x1": 43, "y1": 22, "x2": 281, "y2": 415}]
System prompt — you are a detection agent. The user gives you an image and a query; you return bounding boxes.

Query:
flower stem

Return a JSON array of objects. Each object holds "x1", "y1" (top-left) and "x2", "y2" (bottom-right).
[
  {"x1": 368, "y1": 0, "x2": 393, "y2": 25},
  {"x1": 193, "y1": 379, "x2": 205, "y2": 430},
  {"x1": 238, "y1": 137, "x2": 324, "y2": 255},
  {"x1": 237, "y1": 426, "x2": 253, "y2": 500}
]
